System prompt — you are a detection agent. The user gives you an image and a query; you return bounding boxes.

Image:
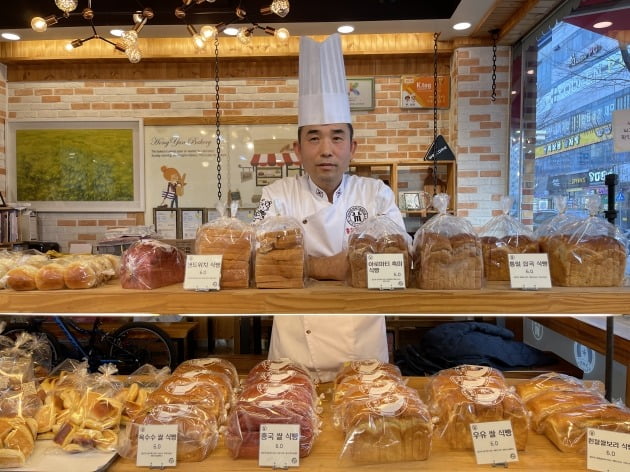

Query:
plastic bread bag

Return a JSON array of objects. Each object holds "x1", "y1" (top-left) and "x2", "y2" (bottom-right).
[
  {"x1": 338, "y1": 386, "x2": 433, "y2": 464},
  {"x1": 544, "y1": 194, "x2": 628, "y2": 286},
  {"x1": 412, "y1": 193, "x2": 483, "y2": 289},
  {"x1": 247, "y1": 358, "x2": 316, "y2": 385},
  {"x1": 424, "y1": 365, "x2": 528, "y2": 451},
  {"x1": 479, "y1": 196, "x2": 539, "y2": 281},
  {"x1": 0, "y1": 415, "x2": 39, "y2": 468},
  {"x1": 253, "y1": 215, "x2": 306, "y2": 288},
  {"x1": 225, "y1": 395, "x2": 321, "y2": 459},
  {"x1": 194, "y1": 200, "x2": 254, "y2": 289},
  {"x1": 167, "y1": 368, "x2": 235, "y2": 413},
  {"x1": 346, "y1": 215, "x2": 411, "y2": 288},
  {"x1": 515, "y1": 371, "x2": 605, "y2": 404},
  {"x1": 1, "y1": 331, "x2": 49, "y2": 383},
  {"x1": 533, "y1": 195, "x2": 580, "y2": 252},
  {"x1": 60, "y1": 254, "x2": 118, "y2": 290},
  {"x1": 118, "y1": 403, "x2": 219, "y2": 462},
  {"x1": 175, "y1": 357, "x2": 240, "y2": 389},
  {"x1": 119, "y1": 238, "x2": 186, "y2": 289},
  {"x1": 542, "y1": 401, "x2": 630, "y2": 453}
]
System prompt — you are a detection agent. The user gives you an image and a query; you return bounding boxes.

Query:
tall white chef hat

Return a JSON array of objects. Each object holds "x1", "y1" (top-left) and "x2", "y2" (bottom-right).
[{"x1": 298, "y1": 33, "x2": 351, "y2": 127}]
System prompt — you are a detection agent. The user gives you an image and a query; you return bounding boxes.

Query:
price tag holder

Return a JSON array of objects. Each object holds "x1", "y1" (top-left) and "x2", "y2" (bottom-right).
[
  {"x1": 258, "y1": 423, "x2": 300, "y2": 468},
  {"x1": 508, "y1": 253, "x2": 552, "y2": 289},
  {"x1": 183, "y1": 254, "x2": 222, "y2": 291},
  {"x1": 470, "y1": 420, "x2": 519, "y2": 465},
  {"x1": 587, "y1": 428, "x2": 630, "y2": 471},
  {"x1": 136, "y1": 424, "x2": 178, "y2": 468},
  {"x1": 366, "y1": 253, "x2": 406, "y2": 290}
]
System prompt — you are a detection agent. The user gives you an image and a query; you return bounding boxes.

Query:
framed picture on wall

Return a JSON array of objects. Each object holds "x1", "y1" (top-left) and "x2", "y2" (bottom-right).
[
  {"x1": 6, "y1": 119, "x2": 144, "y2": 212},
  {"x1": 347, "y1": 77, "x2": 375, "y2": 111},
  {"x1": 255, "y1": 166, "x2": 283, "y2": 186},
  {"x1": 153, "y1": 207, "x2": 179, "y2": 239},
  {"x1": 179, "y1": 208, "x2": 205, "y2": 240},
  {"x1": 400, "y1": 75, "x2": 450, "y2": 109}
]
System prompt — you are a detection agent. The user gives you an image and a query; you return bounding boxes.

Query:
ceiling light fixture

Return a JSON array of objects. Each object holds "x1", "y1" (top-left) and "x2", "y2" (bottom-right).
[
  {"x1": 31, "y1": 1, "x2": 153, "y2": 63},
  {"x1": 593, "y1": 21, "x2": 613, "y2": 29},
  {"x1": 1, "y1": 33, "x2": 21, "y2": 41},
  {"x1": 453, "y1": 22, "x2": 471, "y2": 31},
  {"x1": 337, "y1": 25, "x2": 354, "y2": 34},
  {"x1": 175, "y1": 0, "x2": 291, "y2": 50}
]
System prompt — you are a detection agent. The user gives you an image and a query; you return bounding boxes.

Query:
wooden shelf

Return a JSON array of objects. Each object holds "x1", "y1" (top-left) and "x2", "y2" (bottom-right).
[{"x1": 2, "y1": 281, "x2": 629, "y2": 315}]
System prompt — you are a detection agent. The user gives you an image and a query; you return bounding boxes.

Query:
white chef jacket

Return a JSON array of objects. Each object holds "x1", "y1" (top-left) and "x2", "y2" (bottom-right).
[{"x1": 253, "y1": 173, "x2": 406, "y2": 382}]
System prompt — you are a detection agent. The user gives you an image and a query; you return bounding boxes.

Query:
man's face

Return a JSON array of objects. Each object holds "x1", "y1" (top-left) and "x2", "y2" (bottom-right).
[{"x1": 294, "y1": 123, "x2": 356, "y2": 195}]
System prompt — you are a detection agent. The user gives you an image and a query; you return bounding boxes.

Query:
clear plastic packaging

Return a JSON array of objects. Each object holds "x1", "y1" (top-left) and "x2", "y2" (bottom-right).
[
  {"x1": 425, "y1": 364, "x2": 529, "y2": 451},
  {"x1": 254, "y1": 216, "x2": 305, "y2": 288},
  {"x1": 194, "y1": 201, "x2": 254, "y2": 289},
  {"x1": 534, "y1": 196, "x2": 579, "y2": 252},
  {"x1": 545, "y1": 195, "x2": 628, "y2": 286},
  {"x1": 412, "y1": 194, "x2": 482, "y2": 289},
  {"x1": 347, "y1": 215, "x2": 411, "y2": 288},
  {"x1": 175, "y1": 357, "x2": 240, "y2": 389},
  {"x1": 118, "y1": 403, "x2": 219, "y2": 462},
  {"x1": 479, "y1": 196, "x2": 539, "y2": 281},
  {"x1": 515, "y1": 371, "x2": 604, "y2": 403},
  {"x1": 119, "y1": 239, "x2": 186, "y2": 289},
  {"x1": 334, "y1": 359, "x2": 402, "y2": 388}
]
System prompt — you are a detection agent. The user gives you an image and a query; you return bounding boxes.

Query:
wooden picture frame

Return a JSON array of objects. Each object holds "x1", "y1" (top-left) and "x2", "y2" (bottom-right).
[
  {"x1": 179, "y1": 207, "x2": 205, "y2": 240},
  {"x1": 153, "y1": 207, "x2": 179, "y2": 239},
  {"x1": 7, "y1": 119, "x2": 144, "y2": 212},
  {"x1": 347, "y1": 77, "x2": 375, "y2": 111}
]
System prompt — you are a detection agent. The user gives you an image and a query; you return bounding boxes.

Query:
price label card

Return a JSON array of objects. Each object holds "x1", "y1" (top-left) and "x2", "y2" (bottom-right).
[
  {"x1": 470, "y1": 420, "x2": 519, "y2": 465},
  {"x1": 183, "y1": 255, "x2": 222, "y2": 291},
  {"x1": 136, "y1": 424, "x2": 178, "y2": 468},
  {"x1": 258, "y1": 423, "x2": 300, "y2": 468},
  {"x1": 587, "y1": 428, "x2": 630, "y2": 471},
  {"x1": 508, "y1": 253, "x2": 552, "y2": 289},
  {"x1": 366, "y1": 253, "x2": 406, "y2": 290}
]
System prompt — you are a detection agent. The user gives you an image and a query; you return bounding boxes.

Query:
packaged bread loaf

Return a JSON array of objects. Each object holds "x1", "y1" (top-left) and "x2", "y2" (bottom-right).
[
  {"x1": 544, "y1": 195, "x2": 627, "y2": 286},
  {"x1": 118, "y1": 403, "x2": 219, "y2": 462},
  {"x1": 426, "y1": 364, "x2": 528, "y2": 450},
  {"x1": 225, "y1": 358, "x2": 321, "y2": 459},
  {"x1": 195, "y1": 202, "x2": 253, "y2": 289},
  {"x1": 254, "y1": 216, "x2": 305, "y2": 288},
  {"x1": 347, "y1": 215, "x2": 411, "y2": 288},
  {"x1": 120, "y1": 239, "x2": 186, "y2": 289},
  {"x1": 479, "y1": 196, "x2": 539, "y2": 281},
  {"x1": 412, "y1": 193, "x2": 482, "y2": 289},
  {"x1": 534, "y1": 196, "x2": 579, "y2": 253}
]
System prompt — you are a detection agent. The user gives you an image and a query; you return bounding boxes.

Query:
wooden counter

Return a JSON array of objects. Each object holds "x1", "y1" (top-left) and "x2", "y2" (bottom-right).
[
  {"x1": 2, "y1": 280, "x2": 630, "y2": 315},
  {"x1": 109, "y1": 377, "x2": 588, "y2": 472}
]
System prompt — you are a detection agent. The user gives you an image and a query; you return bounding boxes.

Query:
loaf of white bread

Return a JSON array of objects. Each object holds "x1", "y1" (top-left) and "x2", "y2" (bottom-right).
[
  {"x1": 480, "y1": 235, "x2": 539, "y2": 281},
  {"x1": 195, "y1": 223, "x2": 253, "y2": 289},
  {"x1": 255, "y1": 225, "x2": 305, "y2": 289},
  {"x1": 348, "y1": 233, "x2": 410, "y2": 288},
  {"x1": 516, "y1": 372, "x2": 630, "y2": 453},
  {"x1": 120, "y1": 239, "x2": 186, "y2": 289},
  {"x1": 413, "y1": 232, "x2": 482, "y2": 289},
  {"x1": 426, "y1": 364, "x2": 528, "y2": 450},
  {"x1": 545, "y1": 234, "x2": 626, "y2": 286},
  {"x1": 333, "y1": 359, "x2": 433, "y2": 464}
]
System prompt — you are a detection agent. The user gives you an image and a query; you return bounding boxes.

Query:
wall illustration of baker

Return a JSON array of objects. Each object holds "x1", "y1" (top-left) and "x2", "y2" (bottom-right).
[{"x1": 158, "y1": 166, "x2": 187, "y2": 208}]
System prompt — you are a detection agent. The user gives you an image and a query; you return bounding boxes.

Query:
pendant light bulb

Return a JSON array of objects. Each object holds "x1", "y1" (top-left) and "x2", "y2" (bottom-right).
[
  {"x1": 275, "y1": 27, "x2": 290, "y2": 42},
  {"x1": 121, "y1": 30, "x2": 138, "y2": 47},
  {"x1": 237, "y1": 27, "x2": 253, "y2": 45},
  {"x1": 126, "y1": 46, "x2": 142, "y2": 63},
  {"x1": 270, "y1": 0, "x2": 290, "y2": 18},
  {"x1": 31, "y1": 16, "x2": 57, "y2": 33},
  {"x1": 55, "y1": 0, "x2": 78, "y2": 14},
  {"x1": 200, "y1": 25, "x2": 218, "y2": 40}
]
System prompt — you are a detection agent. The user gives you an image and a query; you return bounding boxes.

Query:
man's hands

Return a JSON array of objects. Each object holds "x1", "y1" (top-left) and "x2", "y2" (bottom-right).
[{"x1": 307, "y1": 250, "x2": 349, "y2": 281}]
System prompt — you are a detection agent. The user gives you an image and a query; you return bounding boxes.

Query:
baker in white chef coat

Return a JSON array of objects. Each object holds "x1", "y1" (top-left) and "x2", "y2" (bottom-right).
[{"x1": 253, "y1": 34, "x2": 406, "y2": 382}]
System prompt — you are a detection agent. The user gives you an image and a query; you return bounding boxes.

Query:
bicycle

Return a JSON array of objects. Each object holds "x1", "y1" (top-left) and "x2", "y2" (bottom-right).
[{"x1": 1, "y1": 316, "x2": 177, "y2": 375}]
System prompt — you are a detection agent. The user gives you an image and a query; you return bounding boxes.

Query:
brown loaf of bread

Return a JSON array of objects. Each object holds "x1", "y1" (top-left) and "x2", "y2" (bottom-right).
[
  {"x1": 118, "y1": 403, "x2": 219, "y2": 462},
  {"x1": 542, "y1": 403, "x2": 630, "y2": 453},
  {"x1": 481, "y1": 235, "x2": 539, "y2": 281},
  {"x1": 426, "y1": 365, "x2": 528, "y2": 451},
  {"x1": 120, "y1": 239, "x2": 186, "y2": 289},
  {"x1": 175, "y1": 357, "x2": 240, "y2": 389},
  {"x1": 545, "y1": 234, "x2": 626, "y2": 286},
  {"x1": 414, "y1": 232, "x2": 483, "y2": 289},
  {"x1": 338, "y1": 383, "x2": 433, "y2": 463},
  {"x1": 514, "y1": 372, "x2": 598, "y2": 403},
  {"x1": 348, "y1": 233, "x2": 410, "y2": 288},
  {"x1": 334, "y1": 359, "x2": 402, "y2": 388},
  {"x1": 195, "y1": 226, "x2": 253, "y2": 289},
  {"x1": 255, "y1": 228, "x2": 305, "y2": 288},
  {"x1": 525, "y1": 389, "x2": 607, "y2": 433}
]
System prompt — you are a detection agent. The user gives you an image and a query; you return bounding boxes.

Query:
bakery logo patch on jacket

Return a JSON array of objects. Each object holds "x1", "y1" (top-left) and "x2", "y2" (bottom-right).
[{"x1": 346, "y1": 206, "x2": 368, "y2": 227}]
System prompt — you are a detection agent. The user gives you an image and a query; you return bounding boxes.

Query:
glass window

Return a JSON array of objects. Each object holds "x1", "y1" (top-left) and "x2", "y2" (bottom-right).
[{"x1": 510, "y1": 0, "x2": 630, "y2": 233}]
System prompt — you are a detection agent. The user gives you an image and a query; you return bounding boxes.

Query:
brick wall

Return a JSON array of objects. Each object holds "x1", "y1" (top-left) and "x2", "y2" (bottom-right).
[{"x1": 0, "y1": 46, "x2": 509, "y2": 250}]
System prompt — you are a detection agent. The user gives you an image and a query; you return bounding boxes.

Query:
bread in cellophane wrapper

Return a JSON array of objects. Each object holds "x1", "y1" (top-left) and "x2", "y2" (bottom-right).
[
  {"x1": 120, "y1": 239, "x2": 186, "y2": 289},
  {"x1": 334, "y1": 359, "x2": 403, "y2": 389},
  {"x1": 514, "y1": 371, "x2": 604, "y2": 404},
  {"x1": 225, "y1": 358, "x2": 321, "y2": 459},
  {"x1": 118, "y1": 364, "x2": 171, "y2": 425},
  {"x1": 426, "y1": 364, "x2": 528, "y2": 451},
  {"x1": 412, "y1": 193, "x2": 482, "y2": 289},
  {"x1": 544, "y1": 195, "x2": 627, "y2": 286},
  {"x1": 0, "y1": 415, "x2": 39, "y2": 468},
  {"x1": 479, "y1": 196, "x2": 539, "y2": 281},
  {"x1": 254, "y1": 216, "x2": 305, "y2": 288},
  {"x1": 337, "y1": 379, "x2": 433, "y2": 464},
  {"x1": 533, "y1": 196, "x2": 580, "y2": 253},
  {"x1": 175, "y1": 357, "x2": 240, "y2": 390},
  {"x1": 117, "y1": 403, "x2": 219, "y2": 462},
  {"x1": 51, "y1": 363, "x2": 124, "y2": 453},
  {"x1": 194, "y1": 201, "x2": 254, "y2": 289},
  {"x1": 347, "y1": 215, "x2": 411, "y2": 289}
]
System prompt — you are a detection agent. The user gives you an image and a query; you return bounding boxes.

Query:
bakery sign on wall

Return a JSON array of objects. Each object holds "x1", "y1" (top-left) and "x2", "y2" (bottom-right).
[{"x1": 400, "y1": 75, "x2": 450, "y2": 109}]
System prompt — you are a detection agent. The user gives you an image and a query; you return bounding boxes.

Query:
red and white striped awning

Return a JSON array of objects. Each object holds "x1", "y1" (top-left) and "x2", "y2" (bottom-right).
[{"x1": 250, "y1": 152, "x2": 300, "y2": 167}]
